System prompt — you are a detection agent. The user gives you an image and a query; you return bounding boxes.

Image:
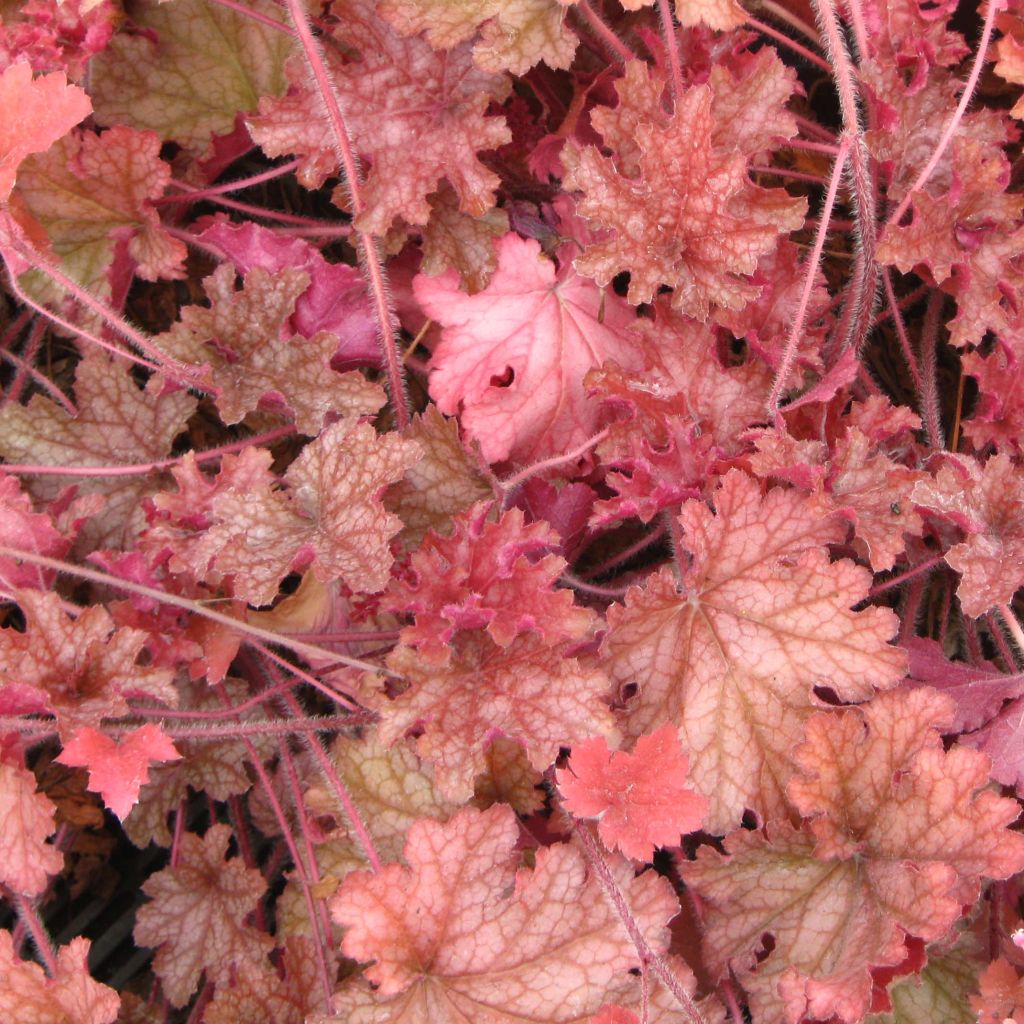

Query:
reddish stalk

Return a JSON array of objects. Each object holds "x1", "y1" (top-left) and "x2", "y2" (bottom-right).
[
  {"x1": 154, "y1": 159, "x2": 302, "y2": 204},
  {"x1": 282, "y1": 0, "x2": 410, "y2": 429},
  {"x1": 881, "y1": 268, "x2": 922, "y2": 392},
  {"x1": 919, "y1": 289, "x2": 945, "y2": 449},
  {"x1": 746, "y1": 17, "x2": 832, "y2": 72},
  {"x1": 575, "y1": 0, "x2": 637, "y2": 62},
  {"x1": 2, "y1": 320, "x2": 78, "y2": 413},
  {"x1": 499, "y1": 427, "x2": 609, "y2": 505},
  {"x1": 657, "y1": 0, "x2": 685, "y2": 105},
  {"x1": 164, "y1": 191, "x2": 338, "y2": 227},
  {"x1": 987, "y1": 611, "x2": 1024, "y2": 672},
  {"x1": 767, "y1": 136, "x2": 850, "y2": 421},
  {"x1": 866, "y1": 553, "x2": 945, "y2": 598},
  {"x1": 751, "y1": 164, "x2": 830, "y2": 185},
  {"x1": 12, "y1": 894, "x2": 57, "y2": 976},
  {"x1": 885, "y1": 0, "x2": 1000, "y2": 230},
  {"x1": 999, "y1": 605, "x2": 1024, "y2": 660},
  {"x1": 574, "y1": 824, "x2": 705, "y2": 1024},
  {"x1": 205, "y1": 0, "x2": 296, "y2": 34},
  {"x1": 758, "y1": 0, "x2": 822, "y2": 43},
  {"x1": 0, "y1": 546, "x2": 396, "y2": 676}
]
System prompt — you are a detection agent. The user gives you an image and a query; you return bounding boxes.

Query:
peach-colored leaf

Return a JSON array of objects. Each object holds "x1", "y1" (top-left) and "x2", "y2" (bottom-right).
[
  {"x1": 0, "y1": 761, "x2": 63, "y2": 897},
  {"x1": 328, "y1": 804, "x2": 678, "y2": 1020},
  {"x1": 379, "y1": 633, "x2": 612, "y2": 801},
  {"x1": 185, "y1": 421, "x2": 420, "y2": 605},
  {"x1": 0, "y1": 932, "x2": 119, "y2": 1024},
  {"x1": 134, "y1": 824, "x2": 273, "y2": 1008},
  {"x1": 155, "y1": 263, "x2": 385, "y2": 434},
  {"x1": 601, "y1": 471, "x2": 906, "y2": 833},
  {"x1": 56, "y1": 724, "x2": 181, "y2": 821},
  {"x1": 912, "y1": 453, "x2": 1024, "y2": 617},
  {"x1": 557, "y1": 724, "x2": 708, "y2": 860},
  {"x1": 0, "y1": 61, "x2": 90, "y2": 201},
  {"x1": 418, "y1": 232, "x2": 641, "y2": 464}
]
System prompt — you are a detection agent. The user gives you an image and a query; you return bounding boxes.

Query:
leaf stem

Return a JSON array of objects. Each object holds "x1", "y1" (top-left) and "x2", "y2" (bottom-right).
[
  {"x1": 281, "y1": 0, "x2": 410, "y2": 429},
  {"x1": 574, "y1": 0, "x2": 637, "y2": 63},
  {"x1": 12, "y1": 893, "x2": 57, "y2": 976},
  {"x1": 998, "y1": 605, "x2": 1024, "y2": 660},
  {"x1": 746, "y1": 17, "x2": 832, "y2": 72},
  {"x1": 574, "y1": 823, "x2": 705, "y2": 1024},
  {"x1": 657, "y1": 0, "x2": 685, "y2": 106}
]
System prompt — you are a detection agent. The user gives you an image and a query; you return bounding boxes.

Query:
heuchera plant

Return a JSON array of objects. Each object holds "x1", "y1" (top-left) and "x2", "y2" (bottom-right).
[{"x1": 1, "y1": 0, "x2": 1024, "y2": 1019}]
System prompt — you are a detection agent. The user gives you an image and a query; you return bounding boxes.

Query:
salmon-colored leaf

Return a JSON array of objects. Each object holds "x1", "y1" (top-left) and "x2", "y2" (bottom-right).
[{"x1": 0, "y1": 760, "x2": 63, "y2": 897}]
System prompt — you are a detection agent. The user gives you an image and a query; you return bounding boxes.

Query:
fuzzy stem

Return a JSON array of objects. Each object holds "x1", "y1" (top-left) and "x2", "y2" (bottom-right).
[
  {"x1": 249, "y1": 639, "x2": 362, "y2": 708},
  {"x1": 581, "y1": 521, "x2": 668, "y2": 580},
  {"x1": 0, "y1": 545, "x2": 397, "y2": 677},
  {"x1": 13, "y1": 894, "x2": 57, "y2": 975},
  {"x1": 165, "y1": 190, "x2": 342, "y2": 228},
  {"x1": 880, "y1": 268, "x2": 922, "y2": 392},
  {"x1": 574, "y1": 824, "x2": 705, "y2": 1024},
  {"x1": 999, "y1": 605, "x2": 1024, "y2": 659},
  {"x1": 767, "y1": 137, "x2": 850, "y2": 420},
  {"x1": 885, "y1": 0, "x2": 1000, "y2": 230},
  {"x1": 986, "y1": 611, "x2": 1023, "y2": 671},
  {"x1": 866, "y1": 553, "x2": 945, "y2": 598},
  {"x1": 206, "y1": 0, "x2": 296, "y2": 33},
  {"x1": 746, "y1": 17, "x2": 832, "y2": 71},
  {"x1": 757, "y1": 0, "x2": 822, "y2": 43},
  {"x1": 498, "y1": 427, "x2": 609, "y2": 506},
  {"x1": 2, "y1": 249, "x2": 204, "y2": 389},
  {"x1": 154, "y1": 160, "x2": 302, "y2": 205},
  {"x1": 2, "y1": 321, "x2": 78, "y2": 414},
  {"x1": 657, "y1": 0, "x2": 685, "y2": 105},
  {"x1": 282, "y1": 0, "x2": 410, "y2": 429},
  {"x1": 574, "y1": 0, "x2": 637, "y2": 62},
  {"x1": 919, "y1": 288, "x2": 945, "y2": 449}
]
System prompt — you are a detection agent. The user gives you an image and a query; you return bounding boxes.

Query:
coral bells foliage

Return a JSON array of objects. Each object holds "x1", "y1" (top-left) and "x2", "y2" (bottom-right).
[{"x1": 4, "y1": 2, "x2": 1024, "y2": 1024}]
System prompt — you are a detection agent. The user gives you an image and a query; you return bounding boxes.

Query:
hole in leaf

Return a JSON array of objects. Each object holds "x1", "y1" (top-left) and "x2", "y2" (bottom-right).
[{"x1": 489, "y1": 366, "x2": 515, "y2": 388}]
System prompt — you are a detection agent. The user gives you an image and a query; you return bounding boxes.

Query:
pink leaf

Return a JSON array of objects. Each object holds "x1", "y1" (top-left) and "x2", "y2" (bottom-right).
[
  {"x1": 0, "y1": 760, "x2": 63, "y2": 897},
  {"x1": 557, "y1": 724, "x2": 708, "y2": 861},
  {"x1": 57, "y1": 724, "x2": 182, "y2": 821}
]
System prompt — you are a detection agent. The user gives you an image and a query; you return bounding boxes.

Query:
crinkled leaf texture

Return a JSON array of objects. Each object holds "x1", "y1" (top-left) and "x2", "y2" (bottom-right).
[
  {"x1": 684, "y1": 688, "x2": 1024, "y2": 1024},
  {"x1": 56, "y1": 723, "x2": 181, "y2": 821},
  {"x1": 418, "y1": 232, "x2": 642, "y2": 465},
  {"x1": 0, "y1": 931, "x2": 119, "y2": 1024},
  {"x1": 380, "y1": 632, "x2": 612, "y2": 802},
  {"x1": 557, "y1": 724, "x2": 708, "y2": 861},
  {"x1": 324, "y1": 804, "x2": 679, "y2": 1022},
  {"x1": 133, "y1": 824, "x2": 273, "y2": 1008},
  {"x1": 602, "y1": 471, "x2": 906, "y2": 833},
  {"x1": 182, "y1": 420, "x2": 420, "y2": 605}
]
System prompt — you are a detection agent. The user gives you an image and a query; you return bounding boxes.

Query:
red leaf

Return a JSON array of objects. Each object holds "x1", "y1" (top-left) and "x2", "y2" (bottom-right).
[
  {"x1": 0, "y1": 61, "x2": 91, "y2": 201},
  {"x1": 557, "y1": 724, "x2": 708, "y2": 861},
  {"x1": 417, "y1": 232, "x2": 642, "y2": 465},
  {"x1": 56, "y1": 724, "x2": 181, "y2": 821}
]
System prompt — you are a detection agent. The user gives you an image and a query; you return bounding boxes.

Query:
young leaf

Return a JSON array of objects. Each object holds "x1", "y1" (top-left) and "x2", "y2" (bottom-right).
[
  {"x1": 418, "y1": 232, "x2": 641, "y2": 464},
  {"x1": 133, "y1": 824, "x2": 273, "y2": 1008},
  {"x1": 0, "y1": 61, "x2": 91, "y2": 202},
  {"x1": 327, "y1": 804, "x2": 678, "y2": 1020},
  {"x1": 557, "y1": 724, "x2": 708, "y2": 861},
  {"x1": 56, "y1": 724, "x2": 181, "y2": 821}
]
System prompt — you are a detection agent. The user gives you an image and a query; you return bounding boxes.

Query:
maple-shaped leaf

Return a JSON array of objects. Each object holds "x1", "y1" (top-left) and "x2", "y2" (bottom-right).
[
  {"x1": 327, "y1": 804, "x2": 678, "y2": 1020},
  {"x1": 183, "y1": 420, "x2": 419, "y2": 605},
  {"x1": 971, "y1": 957, "x2": 1024, "y2": 1023},
  {"x1": 0, "y1": 932, "x2": 119, "y2": 1024},
  {"x1": 0, "y1": 590, "x2": 178, "y2": 738},
  {"x1": 56, "y1": 724, "x2": 181, "y2": 821},
  {"x1": 196, "y1": 217, "x2": 380, "y2": 366},
  {"x1": 912, "y1": 453, "x2": 1024, "y2": 617},
  {"x1": 557, "y1": 724, "x2": 708, "y2": 860},
  {"x1": 602, "y1": 471, "x2": 906, "y2": 833},
  {"x1": 563, "y1": 79, "x2": 805, "y2": 317},
  {"x1": 248, "y1": 0, "x2": 511, "y2": 234},
  {"x1": 418, "y1": 232, "x2": 641, "y2": 464},
  {"x1": 378, "y1": 0, "x2": 577, "y2": 74},
  {"x1": 0, "y1": 61, "x2": 90, "y2": 202},
  {"x1": 202, "y1": 936, "x2": 324, "y2": 1024},
  {"x1": 384, "y1": 405, "x2": 494, "y2": 552},
  {"x1": 379, "y1": 632, "x2": 612, "y2": 801},
  {"x1": 962, "y1": 698, "x2": 1024, "y2": 795},
  {"x1": 154, "y1": 264, "x2": 385, "y2": 434},
  {"x1": 0, "y1": 352, "x2": 197, "y2": 550},
  {"x1": 388, "y1": 501, "x2": 594, "y2": 664},
  {"x1": 90, "y1": 0, "x2": 292, "y2": 155},
  {"x1": 134, "y1": 823, "x2": 273, "y2": 1008},
  {"x1": 15, "y1": 126, "x2": 186, "y2": 300},
  {"x1": 0, "y1": 760, "x2": 63, "y2": 896}
]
